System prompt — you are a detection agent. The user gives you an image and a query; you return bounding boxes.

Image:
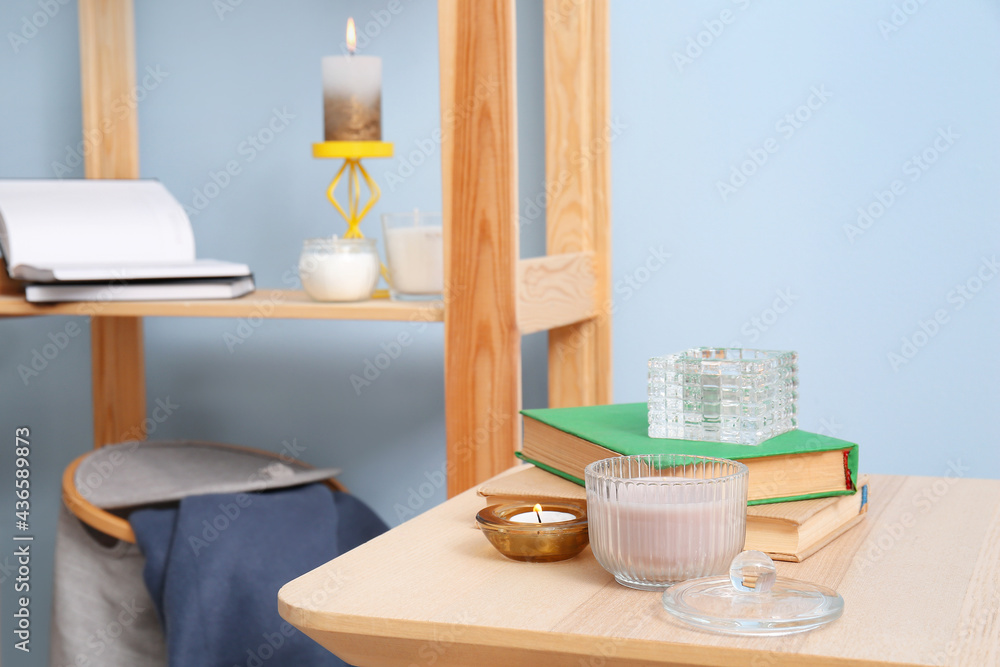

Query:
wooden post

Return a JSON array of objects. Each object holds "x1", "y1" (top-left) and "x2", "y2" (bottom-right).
[
  {"x1": 439, "y1": 0, "x2": 521, "y2": 496},
  {"x1": 544, "y1": 0, "x2": 613, "y2": 408},
  {"x1": 79, "y1": 0, "x2": 146, "y2": 446}
]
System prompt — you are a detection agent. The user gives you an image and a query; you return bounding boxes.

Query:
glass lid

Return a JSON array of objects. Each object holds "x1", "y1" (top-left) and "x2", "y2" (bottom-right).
[{"x1": 661, "y1": 550, "x2": 844, "y2": 636}]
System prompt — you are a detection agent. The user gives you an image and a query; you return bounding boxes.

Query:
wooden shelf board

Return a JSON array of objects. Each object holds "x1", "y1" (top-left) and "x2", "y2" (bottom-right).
[{"x1": 0, "y1": 289, "x2": 444, "y2": 322}]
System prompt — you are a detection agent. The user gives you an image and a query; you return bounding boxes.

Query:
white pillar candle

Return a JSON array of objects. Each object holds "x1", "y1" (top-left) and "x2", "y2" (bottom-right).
[{"x1": 322, "y1": 18, "x2": 381, "y2": 141}]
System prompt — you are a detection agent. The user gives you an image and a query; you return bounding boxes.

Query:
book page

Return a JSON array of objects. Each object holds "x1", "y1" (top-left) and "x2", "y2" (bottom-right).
[{"x1": 0, "y1": 179, "x2": 195, "y2": 273}]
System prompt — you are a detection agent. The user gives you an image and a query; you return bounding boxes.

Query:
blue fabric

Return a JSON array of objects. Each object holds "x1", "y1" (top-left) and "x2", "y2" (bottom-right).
[{"x1": 131, "y1": 484, "x2": 387, "y2": 667}]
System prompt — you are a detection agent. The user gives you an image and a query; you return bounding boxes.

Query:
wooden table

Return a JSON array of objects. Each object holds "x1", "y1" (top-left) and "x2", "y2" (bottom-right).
[{"x1": 278, "y1": 473, "x2": 1000, "y2": 666}]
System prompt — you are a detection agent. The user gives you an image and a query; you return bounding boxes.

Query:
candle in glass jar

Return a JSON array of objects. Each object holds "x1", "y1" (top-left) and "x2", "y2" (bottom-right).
[
  {"x1": 384, "y1": 224, "x2": 444, "y2": 295},
  {"x1": 586, "y1": 456, "x2": 749, "y2": 590},
  {"x1": 322, "y1": 18, "x2": 381, "y2": 141},
  {"x1": 299, "y1": 238, "x2": 379, "y2": 302}
]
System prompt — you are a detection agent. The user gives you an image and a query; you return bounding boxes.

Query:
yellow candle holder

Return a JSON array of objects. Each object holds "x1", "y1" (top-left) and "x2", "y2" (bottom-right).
[{"x1": 312, "y1": 140, "x2": 394, "y2": 297}]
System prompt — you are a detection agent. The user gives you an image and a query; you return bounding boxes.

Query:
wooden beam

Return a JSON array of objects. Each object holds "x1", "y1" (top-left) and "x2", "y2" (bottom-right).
[
  {"x1": 0, "y1": 291, "x2": 444, "y2": 321},
  {"x1": 439, "y1": 0, "x2": 521, "y2": 496},
  {"x1": 544, "y1": 0, "x2": 612, "y2": 408},
  {"x1": 517, "y1": 252, "x2": 595, "y2": 335},
  {"x1": 79, "y1": 0, "x2": 139, "y2": 179},
  {"x1": 89, "y1": 316, "x2": 146, "y2": 445},
  {"x1": 79, "y1": 0, "x2": 146, "y2": 447}
]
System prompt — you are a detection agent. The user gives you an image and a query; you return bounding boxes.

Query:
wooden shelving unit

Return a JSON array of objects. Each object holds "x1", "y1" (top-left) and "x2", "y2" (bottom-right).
[
  {"x1": 0, "y1": 291, "x2": 443, "y2": 322},
  {"x1": 1, "y1": 0, "x2": 612, "y2": 497}
]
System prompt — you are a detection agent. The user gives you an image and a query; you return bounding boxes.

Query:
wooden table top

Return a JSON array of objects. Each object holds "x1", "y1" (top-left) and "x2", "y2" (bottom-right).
[{"x1": 278, "y1": 473, "x2": 1000, "y2": 667}]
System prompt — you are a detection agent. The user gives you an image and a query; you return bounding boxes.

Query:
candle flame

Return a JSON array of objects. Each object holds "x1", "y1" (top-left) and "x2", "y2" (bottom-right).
[
  {"x1": 533, "y1": 503, "x2": 543, "y2": 523},
  {"x1": 346, "y1": 17, "x2": 357, "y2": 53}
]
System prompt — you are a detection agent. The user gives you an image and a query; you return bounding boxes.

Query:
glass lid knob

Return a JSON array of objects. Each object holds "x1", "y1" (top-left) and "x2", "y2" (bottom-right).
[{"x1": 729, "y1": 549, "x2": 777, "y2": 593}]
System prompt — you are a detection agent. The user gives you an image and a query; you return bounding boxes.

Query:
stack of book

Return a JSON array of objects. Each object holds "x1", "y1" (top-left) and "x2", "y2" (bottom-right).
[
  {"x1": 0, "y1": 179, "x2": 253, "y2": 302},
  {"x1": 493, "y1": 402, "x2": 867, "y2": 562}
]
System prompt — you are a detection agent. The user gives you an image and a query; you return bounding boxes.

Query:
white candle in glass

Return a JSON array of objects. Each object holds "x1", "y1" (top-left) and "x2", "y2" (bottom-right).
[
  {"x1": 299, "y1": 238, "x2": 379, "y2": 302},
  {"x1": 322, "y1": 18, "x2": 381, "y2": 141},
  {"x1": 383, "y1": 210, "x2": 444, "y2": 297}
]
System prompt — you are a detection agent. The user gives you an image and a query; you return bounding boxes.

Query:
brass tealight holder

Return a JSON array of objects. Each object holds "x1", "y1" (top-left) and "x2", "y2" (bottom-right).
[{"x1": 476, "y1": 502, "x2": 588, "y2": 563}]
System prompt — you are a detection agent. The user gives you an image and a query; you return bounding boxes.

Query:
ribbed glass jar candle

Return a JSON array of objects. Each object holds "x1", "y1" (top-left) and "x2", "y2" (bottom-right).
[{"x1": 585, "y1": 454, "x2": 749, "y2": 590}]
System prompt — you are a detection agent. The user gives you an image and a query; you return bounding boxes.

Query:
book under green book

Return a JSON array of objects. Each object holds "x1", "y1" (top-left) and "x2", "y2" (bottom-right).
[{"x1": 518, "y1": 403, "x2": 859, "y2": 505}]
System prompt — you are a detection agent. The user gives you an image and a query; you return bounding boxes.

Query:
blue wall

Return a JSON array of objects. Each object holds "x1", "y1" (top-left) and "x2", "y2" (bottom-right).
[
  {"x1": 1, "y1": 1, "x2": 997, "y2": 664},
  {"x1": 609, "y1": 0, "x2": 999, "y2": 481}
]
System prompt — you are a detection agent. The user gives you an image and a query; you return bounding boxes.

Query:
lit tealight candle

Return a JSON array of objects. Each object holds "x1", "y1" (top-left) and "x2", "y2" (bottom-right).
[
  {"x1": 322, "y1": 18, "x2": 382, "y2": 141},
  {"x1": 476, "y1": 501, "x2": 589, "y2": 563},
  {"x1": 509, "y1": 503, "x2": 577, "y2": 524}
]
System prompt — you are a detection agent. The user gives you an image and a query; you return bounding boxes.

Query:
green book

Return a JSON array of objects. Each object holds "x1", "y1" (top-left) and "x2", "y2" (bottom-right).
[{"x1": 518, "y1": 403, "x2": 859, "y2": 505}]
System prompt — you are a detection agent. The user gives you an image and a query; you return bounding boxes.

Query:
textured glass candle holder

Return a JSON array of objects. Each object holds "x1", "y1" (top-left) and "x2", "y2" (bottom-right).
[
  {"x1": 586, "y1": 455, "x2": 749, "y2": 590},
  {"x1": 648, "y1": 348, "x2": 798, "y2": 445}
]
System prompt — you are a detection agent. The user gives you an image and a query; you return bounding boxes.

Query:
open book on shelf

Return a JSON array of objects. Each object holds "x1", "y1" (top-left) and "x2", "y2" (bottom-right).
[{"x1": 0, "y1": 179, "x2": 251, "y2": 283}]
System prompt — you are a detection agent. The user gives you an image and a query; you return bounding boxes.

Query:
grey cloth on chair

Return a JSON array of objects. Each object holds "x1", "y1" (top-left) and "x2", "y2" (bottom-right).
[
  {"x1": 75, "y1": 440, "x2": 343, "y2": 509},
  {"x1": 130, "y1": 484, "x2": 388, "y2": 667},
  {"x1": 50, "y1": 503, "x2": 168, "y2": 667}
]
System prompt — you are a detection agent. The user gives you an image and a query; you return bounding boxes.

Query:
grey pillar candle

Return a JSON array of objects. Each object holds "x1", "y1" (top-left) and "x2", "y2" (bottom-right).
[{"x1": 322, "y1": 19, "x2": 382, "y2": 141}]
